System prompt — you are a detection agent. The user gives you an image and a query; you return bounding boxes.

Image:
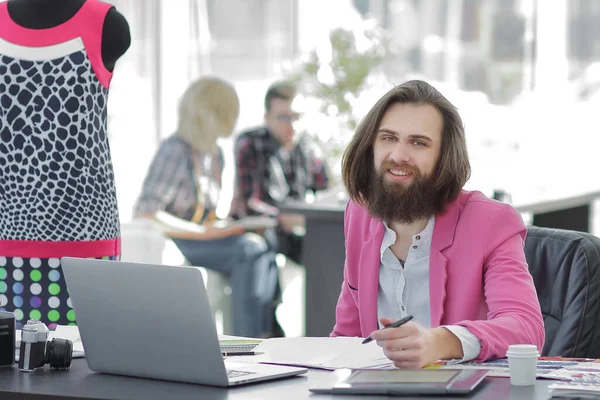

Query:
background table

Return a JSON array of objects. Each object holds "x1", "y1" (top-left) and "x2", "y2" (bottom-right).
[{"x1": 0, "y1": 359, "x2": 557, "y2": 399}]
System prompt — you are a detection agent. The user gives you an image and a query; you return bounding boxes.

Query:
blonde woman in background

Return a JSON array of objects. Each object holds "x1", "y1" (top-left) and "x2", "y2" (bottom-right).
[{"x1": 134, "y1": 77, "x2": 281, "y2": 338}]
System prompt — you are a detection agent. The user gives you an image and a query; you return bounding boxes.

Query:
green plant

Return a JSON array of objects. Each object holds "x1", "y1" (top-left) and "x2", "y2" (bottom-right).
[
  {"x1": 292, "y1": 27, "x2": 385, "y2": 130},
  {"x1": 289, "y1": 26, "x2": 387, "y2": 181}
]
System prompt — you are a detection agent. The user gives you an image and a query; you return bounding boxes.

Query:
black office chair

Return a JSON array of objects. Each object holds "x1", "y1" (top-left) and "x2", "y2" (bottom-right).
[{"x1": 524, "y1": 226, "x2": 600, "y2": 358}]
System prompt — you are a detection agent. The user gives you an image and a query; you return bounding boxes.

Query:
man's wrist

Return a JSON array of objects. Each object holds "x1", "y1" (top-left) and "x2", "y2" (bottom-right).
[{"x1": 432, "y1": 327, "x2": 464, "y2": 360}]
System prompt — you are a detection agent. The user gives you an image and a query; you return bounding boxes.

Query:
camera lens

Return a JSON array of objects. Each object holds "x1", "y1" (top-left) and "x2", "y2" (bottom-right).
[{"x1": 45, "y1": 338, "x2": 73, "y2": 369}]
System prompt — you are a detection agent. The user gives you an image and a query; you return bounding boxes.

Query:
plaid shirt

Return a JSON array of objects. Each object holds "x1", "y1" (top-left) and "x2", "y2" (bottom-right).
[
  {"x1": 134, "y1": 136, "x2": 222, "y2": 222},
  {"x1": 230, "y1": 126, "x2": 329, "y2": 218}
]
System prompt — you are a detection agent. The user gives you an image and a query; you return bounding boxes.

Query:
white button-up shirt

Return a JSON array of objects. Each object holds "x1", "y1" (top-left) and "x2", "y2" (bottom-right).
[{"x1": 377, "y1": 218, "x2": 481, "y2": 362}]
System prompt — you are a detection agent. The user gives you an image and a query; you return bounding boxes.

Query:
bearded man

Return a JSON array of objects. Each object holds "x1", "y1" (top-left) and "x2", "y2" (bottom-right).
[{"x1": 331, "y1": 80, "x2": 544, "y2": 368}]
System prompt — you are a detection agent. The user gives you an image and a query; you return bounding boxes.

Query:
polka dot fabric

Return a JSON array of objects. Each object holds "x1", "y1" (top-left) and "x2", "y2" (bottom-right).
[{"x1": 0, "y1": 255, "x2": 117, "y2": 328}]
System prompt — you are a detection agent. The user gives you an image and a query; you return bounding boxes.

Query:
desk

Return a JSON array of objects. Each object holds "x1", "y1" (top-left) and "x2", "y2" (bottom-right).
[
  {"x1": 283, "y1": 187, "x2": 600, "y2": 337},
  {"x1": 279, "y1": 201, "x2": 345, "y2": 337},
  {"x1": 0, "y1": 359, "x2": 556, "y2": 399},
  {"x1": 513, "y1": 188, "x2": 600, "y2": 233}
]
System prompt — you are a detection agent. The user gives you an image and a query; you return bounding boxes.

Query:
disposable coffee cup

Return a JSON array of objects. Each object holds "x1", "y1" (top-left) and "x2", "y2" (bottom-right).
[{"x1": 506, "y1": 344, "x2": 539, "y2": 386}]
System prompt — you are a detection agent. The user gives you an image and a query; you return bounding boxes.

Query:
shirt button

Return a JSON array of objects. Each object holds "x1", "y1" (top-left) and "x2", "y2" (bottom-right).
[
  {"x1": 412, "y1": 245, "x2": 418, "y2": 249},
  {"x1": 415, "y1": 235, "x2": 421, "y2": 240}
]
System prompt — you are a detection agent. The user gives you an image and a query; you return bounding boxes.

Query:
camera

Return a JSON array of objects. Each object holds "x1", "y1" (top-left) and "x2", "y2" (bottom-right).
[{"x1": 18, "y1": 319, "x2": 73, "y2": 372}]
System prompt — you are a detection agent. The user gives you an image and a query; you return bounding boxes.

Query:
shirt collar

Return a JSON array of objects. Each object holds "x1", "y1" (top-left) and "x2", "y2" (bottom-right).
[{"x1": 380, "y1": 217, "x2": 436, "y2": 259}]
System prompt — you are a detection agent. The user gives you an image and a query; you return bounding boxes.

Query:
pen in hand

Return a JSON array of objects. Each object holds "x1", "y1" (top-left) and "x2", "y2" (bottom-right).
[
  {"x1": 222, "y1": 351, "x2": 263, "y2": 357},
  {"x1": 362, "y1": 314, "x2": 414, "y2": 344}
]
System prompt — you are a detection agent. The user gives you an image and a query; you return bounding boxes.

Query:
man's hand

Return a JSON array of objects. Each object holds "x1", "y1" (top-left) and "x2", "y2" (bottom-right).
[
  {"x1": 166, "y1": 225, "x2": 245, "y2": 241},
  {"x1": 371, "y1": 317, "x2": 464, "y2": 369},
  {"x1": 277, "y1": 213, "x2": 305, "y2": 233}
]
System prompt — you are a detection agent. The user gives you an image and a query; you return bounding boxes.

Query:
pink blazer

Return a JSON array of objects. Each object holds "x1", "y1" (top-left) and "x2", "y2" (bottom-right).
[{"x1": 331, "y1": 190, "x2": 545, "y2": 362}]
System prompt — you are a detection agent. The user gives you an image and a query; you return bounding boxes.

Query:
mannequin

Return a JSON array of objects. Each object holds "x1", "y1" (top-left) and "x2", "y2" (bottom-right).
[
  {"x1": 6, "y1": 0, "x2": 130, "y2": 71},
  {"x1": 0, "y1": 0, "x2": 130, "y2": 329}
]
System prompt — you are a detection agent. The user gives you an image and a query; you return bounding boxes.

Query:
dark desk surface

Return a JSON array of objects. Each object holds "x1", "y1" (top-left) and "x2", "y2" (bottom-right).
[
  {"x1": 280, "y1": 187, "x2": 600, "y2": 218},
  {"x1": 0, "y1": 359, "x2": 556, "y2": 400}
]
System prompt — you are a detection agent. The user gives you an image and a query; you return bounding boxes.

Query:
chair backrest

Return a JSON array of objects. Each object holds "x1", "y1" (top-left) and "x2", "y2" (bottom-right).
[{"x1": 524, "y1": 226, "x2": 600, "y2": 358}]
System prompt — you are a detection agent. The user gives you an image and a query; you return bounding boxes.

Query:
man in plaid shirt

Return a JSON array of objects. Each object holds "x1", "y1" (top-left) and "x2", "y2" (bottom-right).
[{"x1": 230, "y1": 81, "x2": 329, "y2": 263}]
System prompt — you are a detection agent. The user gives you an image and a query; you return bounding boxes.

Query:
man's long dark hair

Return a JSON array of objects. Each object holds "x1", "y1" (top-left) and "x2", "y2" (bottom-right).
[{"x1": 342, "y1": 80, "x2": 471, "y2": 214}]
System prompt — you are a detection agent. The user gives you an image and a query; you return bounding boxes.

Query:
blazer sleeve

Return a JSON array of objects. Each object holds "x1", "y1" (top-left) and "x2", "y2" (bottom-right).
[
  {"x1": 330, "y1": 201, "x2": 362, "y2": 337},
  {"x1": 454, "y1": 205, "x2": 545, "y2": 361}
]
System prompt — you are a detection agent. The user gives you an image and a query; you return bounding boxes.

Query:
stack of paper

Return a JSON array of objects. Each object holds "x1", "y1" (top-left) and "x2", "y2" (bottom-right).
[
  {"x1": 53, "y1": 325, "x2": 85, "y2": 357},
  {"x1": 434, "y1": 358, "x2": 600, "y2": 379},
  {"x1": 229, "y1": 337, "x2": 392, "y2": 370},
  {"x1": 548, "y1": 381, "x2": 600, "y2": 399}
]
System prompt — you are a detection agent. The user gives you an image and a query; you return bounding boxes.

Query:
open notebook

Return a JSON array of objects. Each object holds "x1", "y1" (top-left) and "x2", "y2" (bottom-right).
[
  {"x1": 153, "y1": 211, "x2": 278, "y2": 234},
  {"x1": 220, "y1": 339, "x2": 262, "y2": 355}
]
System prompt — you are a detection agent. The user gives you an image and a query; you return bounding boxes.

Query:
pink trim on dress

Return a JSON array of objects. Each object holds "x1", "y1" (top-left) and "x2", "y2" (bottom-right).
[
  {"x1": 0, "y1": 238, "x2": 121, "y2": 258},
  {"x1": 0, "y1": 0, "x2": 113, "y2": 88},
  {"x1": 78, "y1": 0, "x2": 114, "y2": 88}
]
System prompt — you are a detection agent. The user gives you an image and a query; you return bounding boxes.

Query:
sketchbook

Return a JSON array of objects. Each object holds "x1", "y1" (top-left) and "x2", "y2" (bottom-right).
[
  {"x1": 153, "y1": 211, "x2": 277, "y2": 234},
  {"x1": 219, "y1": 339, "x2": 262, "y2": 355}
]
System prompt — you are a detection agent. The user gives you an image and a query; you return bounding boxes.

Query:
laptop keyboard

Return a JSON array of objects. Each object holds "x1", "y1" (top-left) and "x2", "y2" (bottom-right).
[{"x1": 227, "y1": 369, "x2": 256, "y2": 379}]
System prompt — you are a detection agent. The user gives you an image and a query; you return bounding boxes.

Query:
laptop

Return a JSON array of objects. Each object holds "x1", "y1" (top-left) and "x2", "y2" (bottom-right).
[{"x1": 60, "y1": 257, "x2": 307, "y2": 387}]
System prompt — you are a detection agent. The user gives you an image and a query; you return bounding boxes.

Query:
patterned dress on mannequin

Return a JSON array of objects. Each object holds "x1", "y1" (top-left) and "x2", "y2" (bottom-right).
[{"x1": 0, "y1": 0, "x2": 122, "y2": 328}]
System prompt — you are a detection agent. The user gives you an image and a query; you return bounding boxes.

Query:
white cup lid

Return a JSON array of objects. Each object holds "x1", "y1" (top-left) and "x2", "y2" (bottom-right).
[{"x1": 506, "y1": 344, "x2": 539, "y2": 357}]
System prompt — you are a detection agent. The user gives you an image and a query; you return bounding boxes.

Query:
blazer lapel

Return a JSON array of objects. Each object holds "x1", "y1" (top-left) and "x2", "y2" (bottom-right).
[
  {"x1": 429, "y1": 192, "x2": 463, "y2": 326},
  {"x1": 429, "y1": 249, "x2": 448, "y2": 326},
  {"x1": 359, "y1": 217, "x2": 385, "y2": 336}
]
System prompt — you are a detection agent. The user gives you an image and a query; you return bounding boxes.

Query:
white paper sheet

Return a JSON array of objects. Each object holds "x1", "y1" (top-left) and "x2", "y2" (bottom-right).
[
  {"x1": 53, "y1": 325, "x2": 84, "y2": 356},
  {"x1": 228, "y1": 337, "x2": 392, "y2": 370}
]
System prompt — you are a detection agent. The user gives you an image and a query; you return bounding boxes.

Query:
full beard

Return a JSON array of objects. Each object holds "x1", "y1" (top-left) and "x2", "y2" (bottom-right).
[{"x1": 365, "y1": 164, "x2": 439, "y2": 224}]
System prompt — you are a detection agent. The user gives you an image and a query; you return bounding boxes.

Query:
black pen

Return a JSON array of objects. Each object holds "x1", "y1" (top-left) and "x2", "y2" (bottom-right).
[
  {"x1": 362, "y1": 314, "x2": 414, "y2": 344},
  {"x1": 222, "y1": 351, "x2": 263, "y2": 357}
]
